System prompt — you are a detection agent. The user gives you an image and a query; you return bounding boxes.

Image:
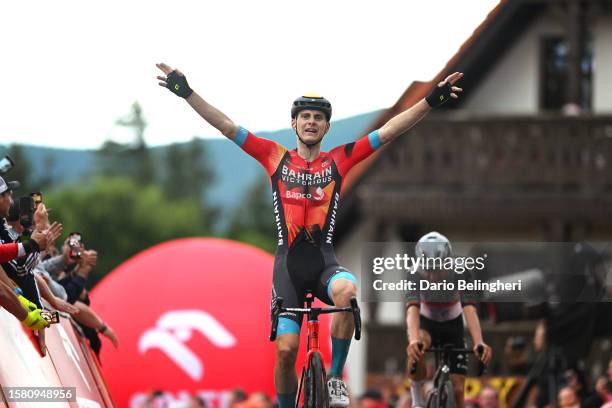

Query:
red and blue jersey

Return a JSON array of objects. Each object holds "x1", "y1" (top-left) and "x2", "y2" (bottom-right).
[{"x1": 234, "y1": 127, "x2": 382, "y2": 249}]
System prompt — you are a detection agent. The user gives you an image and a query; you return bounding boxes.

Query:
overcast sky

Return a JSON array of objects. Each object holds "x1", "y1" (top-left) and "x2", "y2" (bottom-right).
[{"x1": 1, "y1": 0, "x2": 499, "y2": 149}]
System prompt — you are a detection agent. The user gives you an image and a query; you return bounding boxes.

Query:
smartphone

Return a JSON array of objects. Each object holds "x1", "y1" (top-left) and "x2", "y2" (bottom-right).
[
  {"x1": 18, "y1": 196, "x2": 35, "y2": 229},
  {"x1": 68, "y1": 232, "x2": 82, "y2": 259},
  {"x1": 41, "y1": 311, "x2": 60, "y2": 324},
  {"x1": 30, "y1": 192, "x2": 43, "y2": 208},
  {"x1": 0, "y1": 155, "x2": 14, "y2": 174}
]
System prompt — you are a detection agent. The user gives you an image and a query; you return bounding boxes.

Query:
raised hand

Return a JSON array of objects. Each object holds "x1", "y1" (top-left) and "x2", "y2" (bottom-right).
[
  {"x1": 156, "y1": 63, "x2": 193, "y2": 98},
  {"x1": 426, "y1": 71, "x2": 464, "y2": 107},
  {"x1": 439, "y1": 72, "x2": 464, "y2": 99}
]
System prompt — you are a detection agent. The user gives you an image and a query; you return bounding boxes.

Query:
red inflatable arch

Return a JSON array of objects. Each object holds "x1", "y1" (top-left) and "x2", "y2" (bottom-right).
[{"x1": 91, "y1": 238, "x2": 332, "y2": 408}]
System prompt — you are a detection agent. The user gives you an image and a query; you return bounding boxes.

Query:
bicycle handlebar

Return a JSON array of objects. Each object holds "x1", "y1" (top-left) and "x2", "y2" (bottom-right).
[
  {"x1": 410, "y1": 343, "x2": 486, "y2": 376},
  {"x1": 269, "y1": 297, "x2": 361, "y2": 342}
]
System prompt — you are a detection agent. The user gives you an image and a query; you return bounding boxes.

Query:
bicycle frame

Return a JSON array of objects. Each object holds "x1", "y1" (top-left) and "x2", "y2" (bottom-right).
[
  {"x1": 411, "y1": 344, "x2": 485, "y2": 408},
  {"x1": 269, "y1": 293, "x2": 361, "y2": 408}
]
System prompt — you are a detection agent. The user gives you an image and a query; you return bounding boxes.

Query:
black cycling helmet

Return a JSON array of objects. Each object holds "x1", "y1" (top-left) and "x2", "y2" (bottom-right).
[{"x1": 291, "y1": 94, "x2": 332, "y2": 121}]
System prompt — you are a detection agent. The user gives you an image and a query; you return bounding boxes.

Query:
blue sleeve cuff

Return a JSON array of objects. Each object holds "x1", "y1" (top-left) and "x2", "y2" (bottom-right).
[
  {"x1": 233, "y1": 126, "x2": 248, "y2": 147},
  {"x1": 368, "y1": 129, "x2": 382, "y2": 150}
]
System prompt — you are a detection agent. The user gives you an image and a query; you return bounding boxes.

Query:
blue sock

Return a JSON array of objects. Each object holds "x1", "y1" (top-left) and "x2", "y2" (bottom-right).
[
  {"x1": 329, "y1": 337, "x2": 351, "y2": 377},
  {"x1": 277, "y1": 391, "x2": 297, "y2": 408}
]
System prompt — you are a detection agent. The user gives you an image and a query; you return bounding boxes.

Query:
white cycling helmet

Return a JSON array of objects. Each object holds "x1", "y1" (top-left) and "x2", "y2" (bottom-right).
[{"x1": 415, "y1": 231, "x2": 453, "y2": 260}]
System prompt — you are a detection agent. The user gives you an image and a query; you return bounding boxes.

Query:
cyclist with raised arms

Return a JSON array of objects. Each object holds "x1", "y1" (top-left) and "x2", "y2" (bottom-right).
[
  {"x1": 156, "y1": 63, "x2": 463, "y2": 408},
  {"x1": 406, "y1": 232, "x2": 492, "y2": 408}
]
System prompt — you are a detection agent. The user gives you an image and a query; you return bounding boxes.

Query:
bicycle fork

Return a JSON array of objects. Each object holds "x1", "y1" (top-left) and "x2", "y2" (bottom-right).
[{"x1": 296, "y1": 319, "x2": 321, "y2": 408}]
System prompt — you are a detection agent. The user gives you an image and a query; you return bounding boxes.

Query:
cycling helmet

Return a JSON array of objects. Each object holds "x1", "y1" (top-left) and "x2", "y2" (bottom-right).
[
  {"x1": 415, "y1": 231, "x2": 453, "y2": 259},
  {"x1": 291, "y1": 93, "x2": 332, "y2": 121}
]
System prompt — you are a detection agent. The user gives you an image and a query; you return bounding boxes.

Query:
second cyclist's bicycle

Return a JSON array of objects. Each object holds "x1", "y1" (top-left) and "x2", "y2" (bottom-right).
[
  {"x1": 412, "y1": 343, "x2": 486, "y2": 408},
  {"x1": 270, "y1": 292, "x2": 361, "y2": 408}
]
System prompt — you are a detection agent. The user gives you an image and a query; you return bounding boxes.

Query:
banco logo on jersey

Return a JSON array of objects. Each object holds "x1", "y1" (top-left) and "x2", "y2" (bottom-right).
[
  {"x1": 285, "y1": 187, "x2": 325, "y2": 201},
  {"x1": 138, "y1": 310, "x2": 237, "y2": 381},
  {"x1": 281, "y1": 165, "x2": 332, "y2": 186}
]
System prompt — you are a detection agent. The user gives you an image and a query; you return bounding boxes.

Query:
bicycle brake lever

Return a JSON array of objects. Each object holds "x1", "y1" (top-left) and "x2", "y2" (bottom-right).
[
  {"x1": 476, "y1": 344, "x2": 487, "y2": 376},
  {"x1": 269, "y1": 298, "x2": 284, "y2": 342}
]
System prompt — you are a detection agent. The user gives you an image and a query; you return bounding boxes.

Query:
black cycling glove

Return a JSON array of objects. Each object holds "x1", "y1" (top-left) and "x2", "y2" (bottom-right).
[
  {"x1": 425, "y1": 82, "x2": 453, "y2": 108},
  {"x1": 166, "y1": 70, "x2": 193, "y2": 99}
]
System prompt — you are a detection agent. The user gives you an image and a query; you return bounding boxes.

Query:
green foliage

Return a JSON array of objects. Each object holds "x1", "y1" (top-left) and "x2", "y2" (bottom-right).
[
  {"x1": 227, "y1": 175, "x2": 276, "y2": 253},
  {"x1": 97, "y1": 102, "x2": 155, "y2": 184},
  {"x1": 3, "y1": 101, "x2": 283, "y2": 289},
  {"x1": 45, "y1": 177, "x2": 210, "y2": 287},
  {"x1": 163, "y1": 138, "x2": 214, "y2": 201}
]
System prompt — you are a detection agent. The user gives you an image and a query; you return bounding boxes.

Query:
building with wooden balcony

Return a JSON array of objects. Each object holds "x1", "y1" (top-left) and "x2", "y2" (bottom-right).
[{"x1": 339, "y1": 0, "x2": 612, "y2": 393}]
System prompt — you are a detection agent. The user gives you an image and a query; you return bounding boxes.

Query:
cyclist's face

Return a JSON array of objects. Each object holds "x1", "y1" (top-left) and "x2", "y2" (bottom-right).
[
  {"x1": 423, "y1": 268, "x2": 450, "y2": 282},
  {"x1": 292, "y1": 109, "x2": 329, "y2": 144}
]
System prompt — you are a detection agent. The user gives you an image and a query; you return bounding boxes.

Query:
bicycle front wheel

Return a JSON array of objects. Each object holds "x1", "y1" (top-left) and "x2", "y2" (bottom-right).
[
  {"x1": 426, "y1": 381, "x2": 456, "y2": 408},
  {"x1": 442, "y1": 381, "x2": 456, "y2": 408},
  {"x1": 303, "y1": 353, "x2": 329, "y2": 408}
]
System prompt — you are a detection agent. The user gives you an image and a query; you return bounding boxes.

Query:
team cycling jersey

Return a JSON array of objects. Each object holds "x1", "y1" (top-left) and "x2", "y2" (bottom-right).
[
  {"x1": 233, "y1": 127, "x2": 382, "y2": 332},
  {"x1": 405, "y1": 270, "x2": 478, "y2": 375},
  {"x1": 233, "y1": 127, "x2": 382, "y2": 249},
  {"x1": 405, "y1": 269, "x2": 477, "y2": 322}
]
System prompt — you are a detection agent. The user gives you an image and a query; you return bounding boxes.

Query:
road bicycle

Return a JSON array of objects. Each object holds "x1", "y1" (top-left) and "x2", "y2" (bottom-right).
[
  {"x1": 270, "y1": 292, "x2": 361, "y2": 408},
  {"x1": 411, "y1": 343, "x2": 485, "y2": 408}
]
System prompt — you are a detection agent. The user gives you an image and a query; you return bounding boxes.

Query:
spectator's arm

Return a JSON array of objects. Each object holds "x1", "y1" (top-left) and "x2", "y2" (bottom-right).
[
  {"x1": 0, "y1": 279, "x2": 28, "y2": 321},
  {"x1": 34, "y1": 274, "x2": 78, "y2": 314},
  {"x1": 38, "y1": 254, "x2": 66, "y2": 276},
  {"x1": 73, "y1": 301, "x2": 119, "y2": 348},
  {"x1": 0, "y1": 265, "x2": 18, "y2": 290}
]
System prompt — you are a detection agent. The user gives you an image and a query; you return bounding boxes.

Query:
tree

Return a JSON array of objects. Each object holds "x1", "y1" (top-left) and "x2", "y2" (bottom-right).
[
  {"x1": 46, "y1": 176, "x2": 211, "y2": 287},
  {"x1": 97, "y1": 102, "x2": 155, "y2": 185},
  {"x1": 163, "y1": 138, "x2": 214, "y2": 201},
  {"x1": 226, "y1": 175, "x2": 276, "y2": 253}
]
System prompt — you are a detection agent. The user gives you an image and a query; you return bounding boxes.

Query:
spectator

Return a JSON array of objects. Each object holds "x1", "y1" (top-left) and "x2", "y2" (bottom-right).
[
  {"x1": 478, "y1": 386, "x2": 499, "y2": 408},
  {"x1": 504, "y1": 336, "x2": 530, "y2": 375},
  {"x1": 394, "y1": 393, "x2": 412, "y2": 408},
  {"x1": 557, "y1": 386, "x2": 580, "y2": 408},
  {"x1": 236, "y1": 392, "x2": 273, "y2": 408},
  {"x1": 582, "y1": 376, "x2": 612, "y2": 408},
  {"x1": 1, "y1": 185, "x2": 61, "y2": 309},
  {"x1": 57, "y1": 235, "x2": 97, "y2": 305},
  {"x1": 188, "y1": 395, "x2": 207, "y2": 408},
  {"x1": 227, "y1": 389, "x2": 248, "y2": 407},
  {"x1": 608, "y1": 359, "x2": 612, "y2": 392},
  {"x1": 358, "y1": 389, "x2": 386, "y2": 408}
]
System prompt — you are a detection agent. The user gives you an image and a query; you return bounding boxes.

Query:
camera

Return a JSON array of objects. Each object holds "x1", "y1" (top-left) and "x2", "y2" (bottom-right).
[
  {"x1": 18, "y1": 196, "x2": 35, "y2": 229},
  {"x1": 30, "y1": 192, "x2": 43, "y2": 208},
  {"x1": 68, "y1": 232, "x2": 82, "y2": 260},
  {"x1": 0, "y1": 155, "x2": 14, "y2": 175}
]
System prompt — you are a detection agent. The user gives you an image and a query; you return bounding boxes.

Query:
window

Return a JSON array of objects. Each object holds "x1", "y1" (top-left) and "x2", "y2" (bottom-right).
[{"x1": 540, "y1": 37, "x2": 592, "y2": 111}]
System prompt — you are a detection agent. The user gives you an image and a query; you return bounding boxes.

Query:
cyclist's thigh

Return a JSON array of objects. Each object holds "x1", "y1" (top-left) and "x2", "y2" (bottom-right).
[
  {"x1": 316, "y1": 265, "x2": 357, "y2": 306},
  {"x1": 435, "y1": 316, "x2": 468, "y2": 376},
  {"x1": 450, "y1": 374, "x2": 466, "y2": 407},
  {"x1": 272, "y1": 259, "x2": 305, "y2": 336}
]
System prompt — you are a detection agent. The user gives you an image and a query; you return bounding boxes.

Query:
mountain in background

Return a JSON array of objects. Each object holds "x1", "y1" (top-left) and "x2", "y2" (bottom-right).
[{"x1": 0, "y1": 110, "x2": 381, "y2": 211}]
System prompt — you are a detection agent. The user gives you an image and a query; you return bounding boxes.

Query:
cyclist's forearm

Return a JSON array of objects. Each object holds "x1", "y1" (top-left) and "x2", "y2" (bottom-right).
[
  {"x1": 378, "y1": 99, "x2": 430, "y2": 145},
  {"x1": 406, "y1": 306, "x2": 421, "y2": 342},
  {"x1": 463, "y1": 305, "x2": 484, "y2": 344},
  {"x1": 186, "y1": 92, "x2": 239, "y2": 139}
]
